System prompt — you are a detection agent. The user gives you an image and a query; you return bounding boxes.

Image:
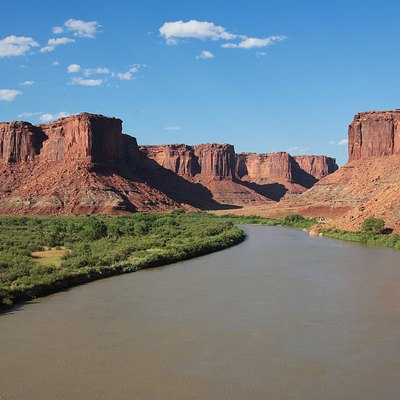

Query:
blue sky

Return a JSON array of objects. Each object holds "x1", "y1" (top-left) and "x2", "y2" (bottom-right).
[{"x1": 2, "y1": 0, "x2": 400, "y2": 165}]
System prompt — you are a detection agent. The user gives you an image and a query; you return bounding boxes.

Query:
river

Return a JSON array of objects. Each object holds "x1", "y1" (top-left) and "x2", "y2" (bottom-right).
[{"x1": 1, "y1": 226, "x2": 400, "y2": 399}]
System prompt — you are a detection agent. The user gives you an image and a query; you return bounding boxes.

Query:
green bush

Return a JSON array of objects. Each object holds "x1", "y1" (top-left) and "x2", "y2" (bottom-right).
[
  {"x1": 362, "y1": 218, "x2": 385, "y2": 233},
  {"x1": 0, "y1": 213, "x2": 245, "y2": 306}
]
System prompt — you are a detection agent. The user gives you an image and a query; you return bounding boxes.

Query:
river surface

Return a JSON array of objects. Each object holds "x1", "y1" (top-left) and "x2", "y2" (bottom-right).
[{"x1": 1, "y1": 226, "x2": 400, "y2": 400}]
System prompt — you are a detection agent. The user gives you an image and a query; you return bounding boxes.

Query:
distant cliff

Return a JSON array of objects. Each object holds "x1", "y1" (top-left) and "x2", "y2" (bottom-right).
[
  {"x1": 0, "y1": 112, "x2": 338, "y2": 214},
  {"x1": 348, "y1": 110, "x2": 400, "y2": 161}
]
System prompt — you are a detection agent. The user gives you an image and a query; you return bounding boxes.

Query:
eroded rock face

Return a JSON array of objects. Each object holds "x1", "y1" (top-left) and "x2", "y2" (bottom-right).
[
  {"x1": 349, "y1": 111, "x2": 400, "y2": 161},
  {"x1": 141, "y1": 143, "x2": 236, "y2": 179},
  {"x1": 194, "y1": 144, "x2": 236, "y2": 179},
  {"x1": 141, "y1": 144, "x2": 199, "y2": 177},
  {"x1": 236, "y1": 152, "x2": 292, "y2": 182},
  {"x1": 293, "y1": 156, "x2": 338, "y2": 180},
  {"x1": 40, "y1": 113, "x2": 139, "y2": 164},
  {"x1": 0, "y1": 122, "x2": 47, "y2": 163}
]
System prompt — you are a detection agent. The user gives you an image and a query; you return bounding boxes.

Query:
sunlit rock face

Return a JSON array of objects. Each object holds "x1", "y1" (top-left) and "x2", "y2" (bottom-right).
[{"x1": 349, "y1": 110, "x2": 400, "y2": 162}]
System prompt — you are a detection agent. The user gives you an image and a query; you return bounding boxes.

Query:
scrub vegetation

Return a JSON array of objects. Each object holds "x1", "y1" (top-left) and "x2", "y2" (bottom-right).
[{"x1": 0, "y1": 211, "x2": 244, "y2": 306}]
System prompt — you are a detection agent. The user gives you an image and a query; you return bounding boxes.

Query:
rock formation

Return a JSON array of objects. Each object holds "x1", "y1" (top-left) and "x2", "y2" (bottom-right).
[
  {"x1": 349, "y1": 110, "x2": 400, "y2": 161},
  {"x1": 236, "y1": 152, "x2": 292, "y2": 182},
  {"x1": 292, "y1": 155, "x2": 338, "y2": 180},
  {"x1": 234, "y1": 110, "x2": 400, "y2": 232},
  {"x1": 0, "y1": 121, "x2": 47, "y2": 163},
  {"x1": 0, "y1": 112, "x2": 339, "y2": 215}
]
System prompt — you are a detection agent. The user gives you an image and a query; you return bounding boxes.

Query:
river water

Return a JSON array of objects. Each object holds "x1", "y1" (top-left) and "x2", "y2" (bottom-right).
[{"x1": 1, "y1": 226, "x2": 400, "y2": 400}]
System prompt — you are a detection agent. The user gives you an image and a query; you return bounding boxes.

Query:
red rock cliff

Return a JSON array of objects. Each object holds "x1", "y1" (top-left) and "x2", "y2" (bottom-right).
[
  {"x1": 236, "y1": 152, "x2": 292, "y2": 182},
  {"x1": 0, "y1": 121, "x2": 47, "y2": 163},
  {"x1": 40, "y1": 113, "x2": 139, "y2": 164},
  {"x1": 194, "y1": 144, "x2": 236, "y2": 179},
  {"x1": 293, "y1": 155, "x2": 338, "y2": 180},
  {"x1": 141, "y1": 144, "x2": 199, "y2": 177},
  {"x1": 348, "y1": 110, "x2": 400, "y2": 161},
  {"x1": 141, "y1": 143, "x2": 236, "y2": 179}
]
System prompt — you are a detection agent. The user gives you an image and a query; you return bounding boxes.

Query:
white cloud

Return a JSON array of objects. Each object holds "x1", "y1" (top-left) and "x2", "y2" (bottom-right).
[
  {"x1": 330, "y1": 139, "x2": 349, "y2": 146},
  {"x1": 222, "y1": 35, "x2": 286, "y2": 49},
  {"x1": 20, "y1": 80, "x2": 34, "y2": 86},
  {"x1": 165, "y1": 126, "x2": 182, "y2": 131},
  {"x1": 40, "y1": 37, "x2": 75, "y2": 52},
  {"x1": 67, "y1": 64, "x2": 81, "y2": 73},
  {"x1": 48, "y1": 37, "x2": 75, "y2": 46},
  {"x1": 196, "y1": 50, "x2": 215, "y2": 60},
  {"x1": 112, "y1": 65, "x2": 140, "y2": 80},
  {"x1": 18, "y1": 111, "x2": 42, "y2": 118},
  {"x1": 0, "y1": 35, "x2": 39, "y2": 57},
  {"x1": 160, "y1": 20, "x2": 237, "y2": 44},
  {"x1": 84, "y1": 67, "x2": 110, "y2": 76},
  {"x1": 40, "y1": 46, "x2": 54, "y2": 53},
  {"x1": 70, "y1": 77, "x2": 103, "y2": 86},
  {"x1": 39, "y1": 112, "x2": 70, "y2": 123},
  {"x1": 53, "y1": 60, "x2": 60, "y2": 66},
  {"x1": 287, "y1": 146, "x2": 310, "y2": 153},
  {"x1": 52, "y1": 26, "x2": 64, "y2": 34},
  {"x1": 64, "y1": 18, "x2": 100, "y2": 38},
  {"x1": 0, "y1": 89, "x2": 22, "y2": 101}
]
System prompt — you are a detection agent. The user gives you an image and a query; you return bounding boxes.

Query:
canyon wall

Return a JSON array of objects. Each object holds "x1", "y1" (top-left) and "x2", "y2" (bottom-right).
[
  {"x1": 236, "y1": 152, "x2": 292, "y2": 182},
  {"x1": 1, "y1": 113, "x2": 140, "y2": 166},
  {"x1": 292, "y1": 155, "x2": 338, "y2": 180},
  {"x1": 0, "y1": 112, "x2": 339, "y2": 214},
  {"x1": 143, "y1": 144, "x2": 338, "y2": 197},
  {"x1": 348, "y1": 110, "x2": 400, "y2": 161},
  {"x1": 0, "y1": 122, "x2": 47, "y2": 163}
]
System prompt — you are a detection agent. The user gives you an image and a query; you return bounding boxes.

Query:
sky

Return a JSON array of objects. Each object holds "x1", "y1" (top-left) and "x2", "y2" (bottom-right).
[{"x1": 2, "y1": 0, "x2": 400, "y2": 165}]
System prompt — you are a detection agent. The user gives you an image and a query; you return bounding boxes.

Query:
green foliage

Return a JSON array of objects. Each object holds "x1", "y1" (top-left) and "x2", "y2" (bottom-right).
[
  {"x1": 0, "y1": 213, "x2": 244, "y2": 306},
  {"x1": 322, "y1": 228, "x2": 400, "y2": 250},
  {"x1": 216, "y1": 213, "x2": 316, "y2": 229},
  {"x1": 362, "y1": 217, "x2": 385, "y2": 233}
]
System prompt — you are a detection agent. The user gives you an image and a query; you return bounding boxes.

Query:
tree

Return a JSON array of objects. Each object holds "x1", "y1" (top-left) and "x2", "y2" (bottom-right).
[{"x1": 362, "y1": 218, "x2": 385, "y2": 234}]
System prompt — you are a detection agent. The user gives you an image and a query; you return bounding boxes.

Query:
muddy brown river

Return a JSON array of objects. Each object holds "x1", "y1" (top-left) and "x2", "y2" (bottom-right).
[{"x1": 1, "y1": 226, "x2": 400, "y2": 399}]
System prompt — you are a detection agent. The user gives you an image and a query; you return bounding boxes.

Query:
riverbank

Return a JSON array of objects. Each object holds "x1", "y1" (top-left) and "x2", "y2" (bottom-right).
[{"x1": 0, "y1": 212, "x2": 245, "y2": 307}]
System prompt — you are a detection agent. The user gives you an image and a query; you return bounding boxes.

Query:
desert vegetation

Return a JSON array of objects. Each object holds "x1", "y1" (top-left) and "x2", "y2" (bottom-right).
[
  {"x1": 0, "y1": 212, "x2": 244, "y2": 306},
  {"x1": 322, "y1": 217, "x2": 400, "y2": 249}
]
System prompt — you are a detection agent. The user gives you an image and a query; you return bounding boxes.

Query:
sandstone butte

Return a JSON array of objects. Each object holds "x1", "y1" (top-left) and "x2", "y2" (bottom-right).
[
  {"x1": 221, "y1": 110, "x2": 400, "y2": 232},
  {"x1": 0, "y1": 112, "x2": 338, "y2": 215}
]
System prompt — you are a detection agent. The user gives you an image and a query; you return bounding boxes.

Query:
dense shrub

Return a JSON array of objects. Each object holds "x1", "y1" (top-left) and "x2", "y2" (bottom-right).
[
  {"x1": 362, "y1": 218, "x2": 385, "y2": 233},
  {"x1": 0, "y1": 212, "x2": 245, "y2": 306}
]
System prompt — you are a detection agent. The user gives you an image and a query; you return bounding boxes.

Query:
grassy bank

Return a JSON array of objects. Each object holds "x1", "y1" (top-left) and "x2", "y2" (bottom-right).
[
  {"x1": 217, "y1": 213, "x2": 318, "y2": 229},
  {"x1": 322, "y1": 228, "x2": 400, "y2": 250},
  {"x1": 0, "y1": 212, "x2": 245, "y2": 307}
]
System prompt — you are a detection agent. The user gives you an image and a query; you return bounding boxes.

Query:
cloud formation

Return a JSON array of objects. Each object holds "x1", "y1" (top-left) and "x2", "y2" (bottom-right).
[
  {"x1": 40, "y1": 37, "x2": 75, "y2": 52},
  {"x1": 165, "y1": 125, "x2": 182, "y2": 131},
  {"x1": 39, "y1": 112, "x2": 70, "y2": 122},
  {"x1": 84, "y1": 67, "x2": 110, "y2": 76},
  {"x1": 222, "y1": 36, "x2": 286, "y2": 49},
  {"x1": 160, "y1": 20, "x2": 236, "y2": 45},
  {"x1": 70, "y1": 77, "x2": 103, "y2": 86},
  {"x1": 112, "y1": 65, "x2": 141, "y2": 80},
  {"x1": 196, "y1": 50, "x2": 215, "y2": 60},
  {"x1": 330, "y1": 139, "x2": 348, "y2": 146},
  {"x1": 20, "y1": 81, "x2": 34, "y2": 86},
  {"x1": 0, "y1": 35, "x2": 39, "y2": 57},
  {"x1": 67, "y1": 64, "x2": 81, "y2": 73},
  {"x1": 0, "y1": 89, "x2": 22, "y2": 101},
  {"x1": 159, "y1": 20, "x2": 286, "y2": 53},
  {"x1": 57, "y1": 19, "x2": 101, "y2": 38}
]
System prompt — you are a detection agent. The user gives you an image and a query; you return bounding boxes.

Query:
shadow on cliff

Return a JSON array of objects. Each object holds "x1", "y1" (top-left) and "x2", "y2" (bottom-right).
[
  {"x1": 137, "y1": 158, "x2": 242, "y2": 210},
  {"x1": 91, "y1": 159, "x2": 241, "y2": 210},
  {"x1": 291, "y1": 160, "x2": 318, "y2": 189},
  {"x1": 237, "y1": 180, "x2": 288, "y2": 201}
]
